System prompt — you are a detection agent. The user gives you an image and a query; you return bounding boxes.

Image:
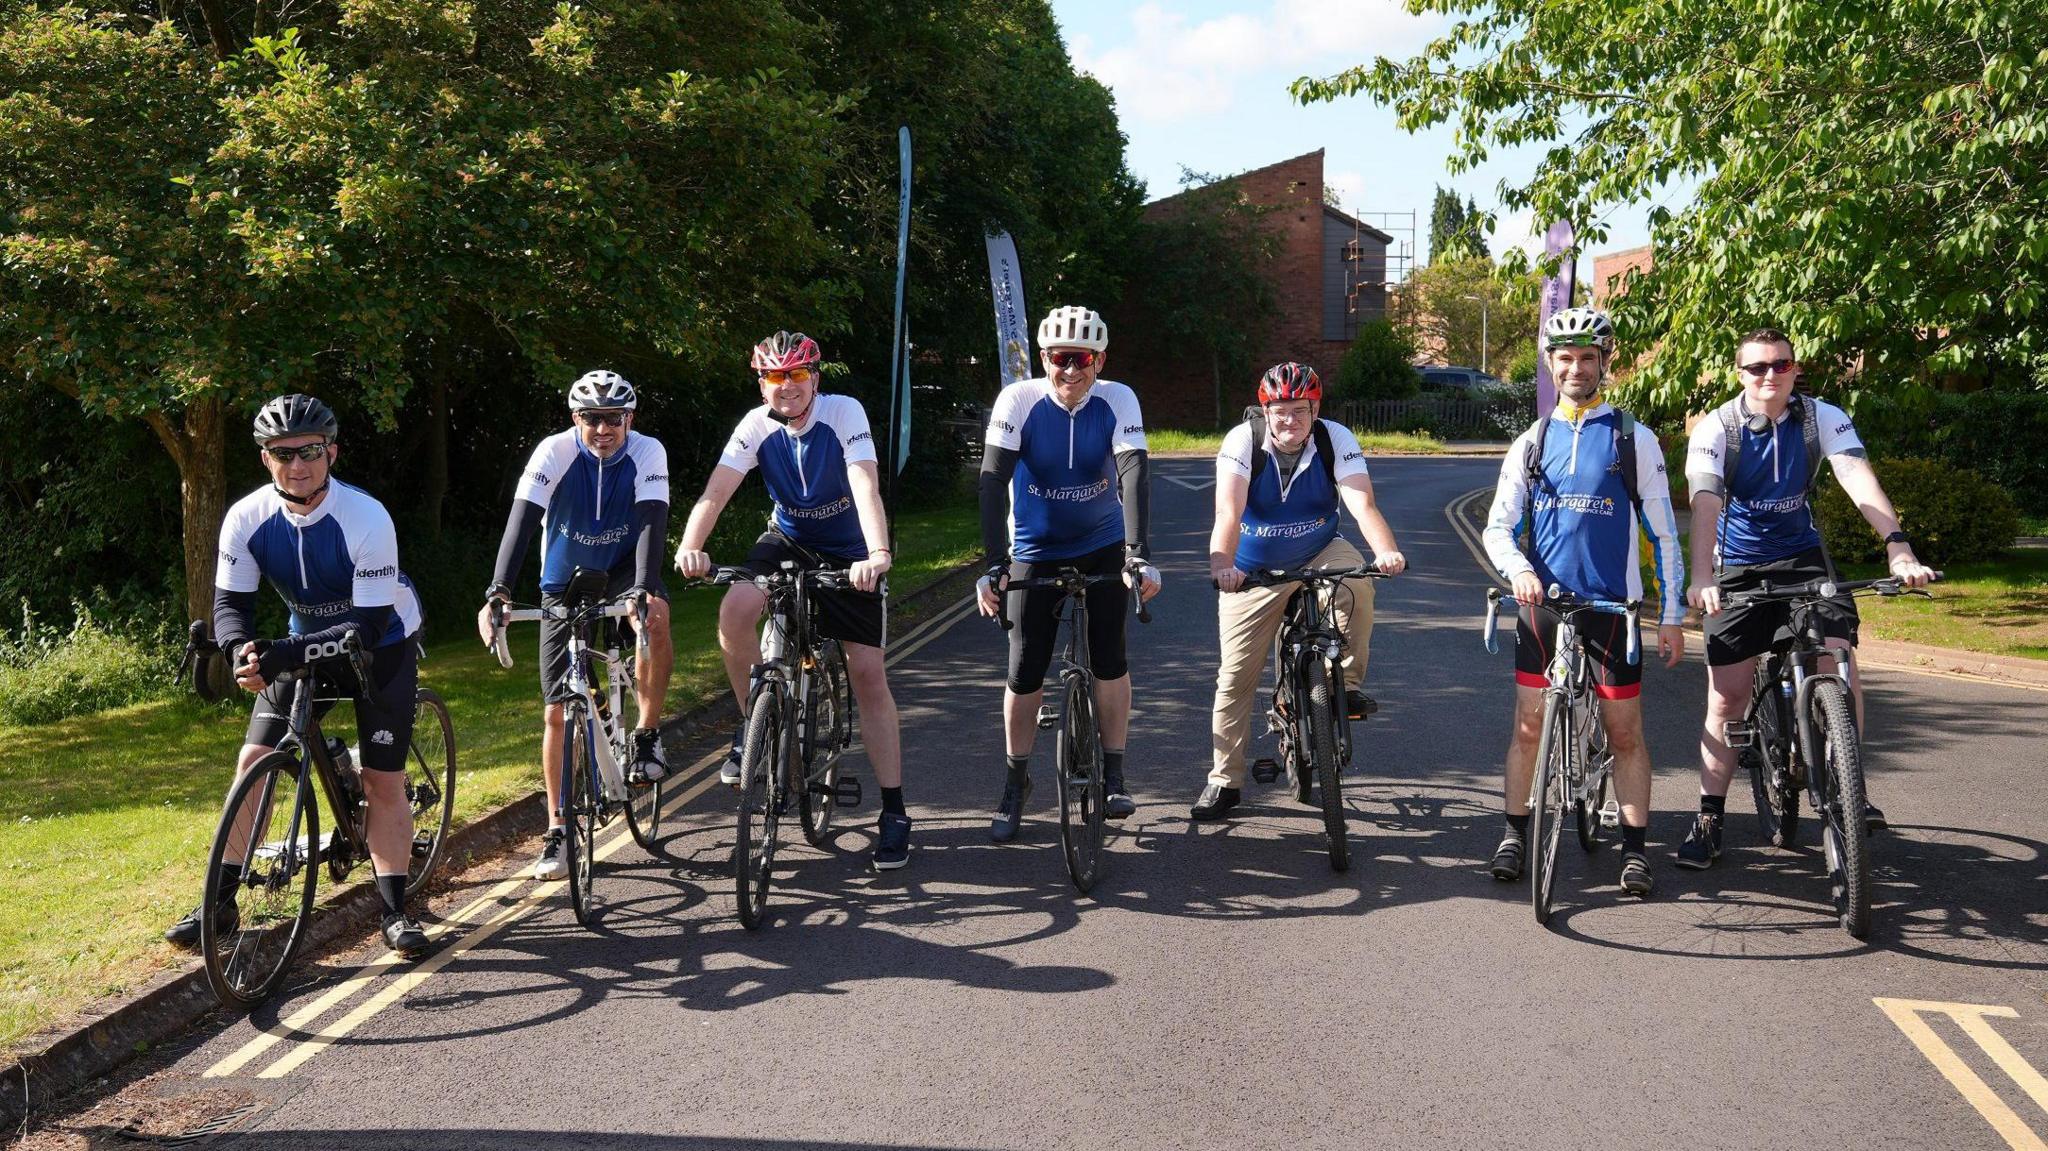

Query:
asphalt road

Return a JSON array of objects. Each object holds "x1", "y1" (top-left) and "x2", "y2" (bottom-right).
[{"x1": 47, "y1": 456, "x2": 2048, "y2": 1151}]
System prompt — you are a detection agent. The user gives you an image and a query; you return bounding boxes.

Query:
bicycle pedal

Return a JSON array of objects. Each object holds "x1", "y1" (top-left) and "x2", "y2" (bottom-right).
[
  {"x1": 1599, "y1": 799, "x2": 1621, "y2": 830},
  {"x1": 1722, "y1": 722, "x2": 1756, "y2": 749},
  {"x1": 1249, "y1": 758, "x2": 1281, "y2": 785},
  {"x1": 1035, "y1": 705, "x2": 1058, "y2": 730},
  {"x1": 831, "y1": 775, "x2": 863, "y2": 809}
]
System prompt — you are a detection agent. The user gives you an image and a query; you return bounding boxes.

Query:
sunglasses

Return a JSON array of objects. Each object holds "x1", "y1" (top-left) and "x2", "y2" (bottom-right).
[
  {"x1": 263, "y1": 442, "x2": 330, "y2": 463},
  {"x1": 1739, "y1": 358, "x2": 1797, "y2": 377},
  {"x1": 1045, "y1": 350, "x2": 1097, "y2": 371},
  {"x1": 575, "y1": 410, "x2": 628, "y2": 428},
  {"x1": 758, "y1": 368, "x2": 816, "y2": 386}
]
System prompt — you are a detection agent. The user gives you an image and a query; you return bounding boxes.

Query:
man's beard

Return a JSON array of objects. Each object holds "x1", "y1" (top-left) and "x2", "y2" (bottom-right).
[{"x1": 1559, "y1": 376, "x2": 1602, "y2": 404}]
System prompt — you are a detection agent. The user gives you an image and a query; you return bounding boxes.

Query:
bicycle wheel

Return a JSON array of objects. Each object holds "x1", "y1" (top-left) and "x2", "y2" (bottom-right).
[
  {"x1": 1575, "y1": 702, "x2": 1610, "y2": 852},
  {"x1": 733, "y1": 690, "x2": 784, "y2": 930},
  {"x1": 406, "y1": 688, "x2": 458, "y2": 888},
  {"x1": 202, "y1": 751, "x2": 319, "y2": 1009},
  {"x1": 1528, "y1": 693, "x2": 1568, "y2": 925},
  {"x1": 1303, "y1": 659, "x2": 1348, "y2": 872},
  {"x1": 1056, "y1": 673, "x2": 1105, "y2": 894},
  {"x1": 798, "y1": 641, "x2": 849, "y2": 848},
  {"x1": 1809, "y1": 680, "x2": 1871, "y2": 938},
  {"x1": 1747, "y1": 668, "x2": 1801, "y2": 847},
  {"x1": 563, "y1": 712, "x2": 600, "y2": 927}
]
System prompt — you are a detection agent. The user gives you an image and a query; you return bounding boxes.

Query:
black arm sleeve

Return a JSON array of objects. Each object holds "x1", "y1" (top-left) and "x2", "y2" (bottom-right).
[
  {"x1": 632, "y1": 499, "x2": 669, "y2": 590},
  {"x1": 1118, "y1": 449, "x2": 1152, "y2": 561},
  {"x1": 979, "y1": 443, "x2": 1019, "y2": 567},
  {"x1": 213, "y1": 587, "x2": 258, "y2": 655},
  {"x1": 489, "y1": 500, "x2": 544, "y2": 593},
  {"x1": 255, "y1": 606, "x2": 395, "y2": 682}
]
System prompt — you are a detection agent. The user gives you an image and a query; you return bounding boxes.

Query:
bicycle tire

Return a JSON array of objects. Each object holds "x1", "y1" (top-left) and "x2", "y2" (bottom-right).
[
  {"x1": 202, "y1": 751, "x2": 319, "y2": 1009},
  {"x1": 564, "y1": 712, "x2": 599, "y2": 927},
  {"x1": 1056, "y1": 673, "x2": 1105, "y2": 893},
  {"x1": 1304, "y1": 659, "x2": 1347, "y2": 872},
  {"x1": 1575, "y1": 696, "x2": 1608, "y2": 851},
  {"x1": 406, "y1": 688, "x2": 458, "y2": 888},
  {"x1": 1810, "y1": 680, "x2": 1871, "y2": 938},
  {"x1": 734, "y1": 690, "x2": 783, "y2": 930},
  {"x1": 798, "y1": 640, "x2": 849, "y2": 848},
  {"x1": 1529, "y1": 693, "x2": 1567, "y2": 925},
  {"x1": 1748, "y1": 670, "x2": 1801, "y2": 848}
]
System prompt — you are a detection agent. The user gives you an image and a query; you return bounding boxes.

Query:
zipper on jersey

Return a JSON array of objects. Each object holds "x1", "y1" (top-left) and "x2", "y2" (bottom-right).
[
  {"x1": 793, "y1": 425, "x2": 810, "y2": 498},
  {"x1": 1067, "y1": 406, "x2": 1076, "y2": 469},
  {"x1": 595, "y1": 449, "x2": 605, "y2": 521},
  {"x1": 295, "y1": 522, "x2": 309, "y2": 591}
]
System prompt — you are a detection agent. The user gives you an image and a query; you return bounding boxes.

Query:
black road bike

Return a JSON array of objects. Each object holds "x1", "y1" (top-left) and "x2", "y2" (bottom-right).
[
  {"x1": 1484, "y1": 585, "x2": 1636, "y2": 925},
  {"x1": 1721, "y1": 573, "x2": 1937, "y2": 939},
  {"x1": 199, "y1": 632, "x2": 457, "y2": 1007},
  {"x1": 1234, "y1": 564, "x2": 1391, "y2": 872}
]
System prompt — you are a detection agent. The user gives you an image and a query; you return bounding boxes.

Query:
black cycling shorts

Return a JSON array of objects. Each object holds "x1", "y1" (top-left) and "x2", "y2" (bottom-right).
[
  {"x1": 1514, "y1": 603, "x2": 1641, "y2": 700},
  {"x1": 246, "y1": 639, "x2": 419, "y2": 772},
  {"x1": 1005, "y1": 542, "x2": 1130, "y2": 694},
  {"x1": 1705, "y1": 547, "x2": 1858, "y2": 667},
  {"x1": 741, "y1": 530, "x2": 886, "y2": 650},
  {"x1": 540, "y1": 564, "x2": 667, "y2": 704}
]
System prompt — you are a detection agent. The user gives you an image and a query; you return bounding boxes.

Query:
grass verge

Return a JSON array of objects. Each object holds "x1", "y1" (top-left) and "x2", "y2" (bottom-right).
[
  {"x1": 0, "y1": 496, "x2": 979, "y2": 1053},
  {"x1": 1835, "y1": 551, "x2": 2048, "y2": 660},
  {"x1": 1146, "y1": 427, "x2": 1446, "y2": 455}
]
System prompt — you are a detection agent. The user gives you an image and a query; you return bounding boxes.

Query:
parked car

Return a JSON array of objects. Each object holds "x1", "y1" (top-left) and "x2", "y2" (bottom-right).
[{"x1": 1417, "y1": 366, "x2": 1503, "y2": 394}]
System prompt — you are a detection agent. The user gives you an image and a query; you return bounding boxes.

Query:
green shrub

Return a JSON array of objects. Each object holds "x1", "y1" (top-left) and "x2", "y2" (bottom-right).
[
  {"x1": 1332, "y1": 321, "x2": 1421, "y2": 404},
  {"x1": 1814, "y1": 457, "x2": 2020, "y2": 567},
  {"x1": 1502, "y1": 344, "x2": 1540, "y2": 386},
  {"x1": 0, "y1": 607, "x2": 177, "y2": 726},
  {"x1": 1853, "y1": 390, "x2": 2048, "y2": 516}
]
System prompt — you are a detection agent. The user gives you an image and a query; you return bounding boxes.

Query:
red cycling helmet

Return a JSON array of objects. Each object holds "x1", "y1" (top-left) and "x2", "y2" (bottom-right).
[
  {"x1": 1257, "y1": 362, "x2": 1322, "y2": 405},
  {"x1": 751, "y1": 330, "x2": 822, "y2": 372}
]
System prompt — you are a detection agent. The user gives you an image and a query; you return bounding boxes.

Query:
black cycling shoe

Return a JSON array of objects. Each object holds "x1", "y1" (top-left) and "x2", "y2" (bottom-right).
[
  {"x1": 381, "y1": 914, "x2": 430, "y2": 957},
  {"x1": 1619, "y1": 851, "x2": 1654, "y2": 897},
  {"x1": 1490, "y1": 834, "x2": 1525, "y2": 882},
  {"x1": 1190, "y1": 784, "x2": 1241, "y2": 821},
  {"x1": 164, "y1": 900, "x2": 238, "y2": 948},
  {"x1": 1102, "y1": 765, "x2": 1136, "y2": 820},
  {"x1": 1864, "y1": 801, "x2": 1888, "y2": 833},
  {"x1": 1345, "y1": 690, "x2": 1379, "y2": 720},
  {"x1": 990, "y1": 776, "x2": 1032, "y2": 843}
]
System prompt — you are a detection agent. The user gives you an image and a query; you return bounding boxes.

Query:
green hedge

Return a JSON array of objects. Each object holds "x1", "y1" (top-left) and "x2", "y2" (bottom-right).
[
  {"x1": 0, "y1": 610, "x2": 177, "y2": 726},
  {"x1": 1815, "y1": 457, "x2": 2019, "y2": 567},
  {"x1": 1855, "y1": 391, "x2": 2048, "y2": 515}
]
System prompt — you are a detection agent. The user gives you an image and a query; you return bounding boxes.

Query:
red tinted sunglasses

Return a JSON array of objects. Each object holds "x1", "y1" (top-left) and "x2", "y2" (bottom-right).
[{"x1": 1045, "y1": 350, "x2": 1098, "y2": 371}]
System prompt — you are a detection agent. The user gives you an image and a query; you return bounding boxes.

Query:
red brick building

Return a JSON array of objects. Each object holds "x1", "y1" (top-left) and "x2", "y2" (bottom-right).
[
  {"x1": 1591, "y1": 245, "x2": 1652, "y2": 307},
  {"x1": 1108, "y1": 149, "x2": 1392, "y2": 429}
]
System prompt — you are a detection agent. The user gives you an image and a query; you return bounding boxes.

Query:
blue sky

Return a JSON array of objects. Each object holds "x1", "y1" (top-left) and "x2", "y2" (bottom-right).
[{"x1": 1047, "y1": 0, "x2": 1665, "y2": 275}]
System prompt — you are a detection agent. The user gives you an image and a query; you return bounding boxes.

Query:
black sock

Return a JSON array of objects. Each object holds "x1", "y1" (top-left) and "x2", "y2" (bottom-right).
[
  {"x1": 218, "y1": 862, "x2": 244, "y2": 888},
  {"x1": 1005, "y1": 755, "x2": 1029, "y2": 785},
  {"x1": 881, "y1": 786, "x2": 905, "y2": 816},
  {"x1": 1622, "y1": 824, "x2": 1647, "y2": 854},
  {"x1": 375, "y1": 872, "x2": 406, "y2": 919},
  {"x1": 1700, "y1": 793, "x2": 1726, "y2": 818},
  {"x1": 1103, "y1": 749, "x2": 1125, "y2": 783},
  {"x1": 1505, "y1": 812, "x2": 1530, "y2": 838}
]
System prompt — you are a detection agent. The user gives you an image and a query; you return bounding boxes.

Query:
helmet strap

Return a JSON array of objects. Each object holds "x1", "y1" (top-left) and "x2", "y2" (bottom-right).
[
  {"x1": 275, "y1": 478, "x2": 330, "y2": 507},
  {"x1": 767, "y1": 394, "x2": 815, "y2": 428}
]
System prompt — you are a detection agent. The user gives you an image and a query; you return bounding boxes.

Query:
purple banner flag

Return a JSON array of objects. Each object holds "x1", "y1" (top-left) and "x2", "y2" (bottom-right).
[{"x1": 1533, "y1": 219, "x2": 1577, "y2": 417}]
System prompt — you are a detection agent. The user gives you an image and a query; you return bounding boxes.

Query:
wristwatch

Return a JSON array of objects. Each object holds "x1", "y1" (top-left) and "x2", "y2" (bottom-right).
[{"x1": 1882, "y1": 530, "x2": 1910, "y2": 546}]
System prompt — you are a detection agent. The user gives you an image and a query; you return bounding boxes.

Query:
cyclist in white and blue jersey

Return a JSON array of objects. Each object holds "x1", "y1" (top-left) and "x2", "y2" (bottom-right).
[
  {"x1": 974, "y1": 305, "x2": 1161, "y2": 842},
  {"x1": 478, "y1": 370, "x2": 673, "y2": 881},
  {"x1": 1677, "y1": 328, "x2": 1933, "y2": 869},
  {"x1": 674, "y1": 331, "x2": 911, "y2": 871},
  {"x1": 1482, "y1": 307, "x2": 1686, "y2": 898},
  {"x1": 166, "y1": 394, "x2": 429, "y2": 956},
  {"x1": 1192, "y1": 363, "x2": 1405, "y2": 823}
]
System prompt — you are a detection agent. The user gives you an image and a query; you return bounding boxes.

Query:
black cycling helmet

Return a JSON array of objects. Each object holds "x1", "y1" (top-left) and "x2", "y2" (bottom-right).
[{"x1": 251, "y1": 393, "x2": 339, "y2": 445}]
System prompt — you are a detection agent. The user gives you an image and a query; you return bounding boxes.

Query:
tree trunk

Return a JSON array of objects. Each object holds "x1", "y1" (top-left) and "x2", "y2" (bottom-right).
[
  {"x1": 423, "y1": 375, "x2": 449, "y2": 540},
  {"x1": 147, "y1": 397, "x2": 229, "y2": 625}
]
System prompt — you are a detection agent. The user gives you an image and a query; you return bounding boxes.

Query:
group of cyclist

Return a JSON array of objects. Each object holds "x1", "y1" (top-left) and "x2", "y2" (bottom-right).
[{"x1": 166, "y1": 297, "x2": 1935, "y2": 959}]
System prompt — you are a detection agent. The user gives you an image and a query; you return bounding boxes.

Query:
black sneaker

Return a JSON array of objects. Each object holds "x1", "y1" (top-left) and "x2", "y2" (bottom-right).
[
  {"x1": 1490, "y1": 834, "x2": 1525, "y2": 881},
  {"x1": 1675, "y1": 813, "x2": 1722, "y2": 870},
  {"x1": 990, "y1": 775, "x2": 1032, "y2": 843},
  {"x1": 1620, "y1": 851, "x2": 1654, "y2": 896},
  {"x1": 1345, "y1": 690, "x2": 1379, "y2": 720},
  {"x1": 873, "y1": 811, "x2": 912, "y2": 871},
  {"x1": 164, "y1": 900, "x2": 238, "y2": 948},
  {"x1": 1102, "y1": 764, "x2": 1136, "y2": 820},
  {"x1": 381, "y1": 914, "x2": 430, "y2": 957},
  {"x1": 1190, "y1": 784, "x2": 1241, "y2": 821},
  {"x1": 628, "y1": 728, "x2": 669, "y2": 785},
  {"x1": 717, "y1": 741, "x2": 743, "y2": 786}
]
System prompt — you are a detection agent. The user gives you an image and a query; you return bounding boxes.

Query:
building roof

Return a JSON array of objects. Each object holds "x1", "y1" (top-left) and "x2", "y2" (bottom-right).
[
  {"x1": 1142, "y1": 148, "x2": 1395, "y2": 244},
  {"x1": 1321, "y1": 202, "x2": 1394, "y2": 245}
]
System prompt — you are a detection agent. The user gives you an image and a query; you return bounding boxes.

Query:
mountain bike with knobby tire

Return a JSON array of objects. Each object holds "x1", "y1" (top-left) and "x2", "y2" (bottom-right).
[
  {"x1": 1720, "y1": 573, "x2": 1938, "y2": 939},
  {"x1": 1484, "y1": 585, "x2": 1636, "y2": 926}
]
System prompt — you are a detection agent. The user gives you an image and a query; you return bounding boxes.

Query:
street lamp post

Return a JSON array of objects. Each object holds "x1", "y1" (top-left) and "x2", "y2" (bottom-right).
[{"x1": 1460, "y1": 294, "x2": 1489, "y2": 374}]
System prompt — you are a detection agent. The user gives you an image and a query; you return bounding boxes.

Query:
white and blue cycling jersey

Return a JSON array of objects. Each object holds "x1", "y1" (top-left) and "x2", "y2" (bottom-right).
[
  {"x1": 1216, "y1": 418, "x2": 1370, "y2": 573},
  {"x1": 514, "y1": 430, "x2": 670, "y2": 594},
  {"x1": 985, "y1": 378, "x2": 1147, "y2": 563},
  {"x1": 1684, "y1": 396, "x2": 1862, "y2": 567},
  {"x1": 215, "y1": 480, "x2": 421, "y2": 647},
  {"x1": 717, "y1": 394, "x2": 877, "y2": 557},
  {"x1": 1483, "y1": 402, "x2": 1686, "y2": 626}
]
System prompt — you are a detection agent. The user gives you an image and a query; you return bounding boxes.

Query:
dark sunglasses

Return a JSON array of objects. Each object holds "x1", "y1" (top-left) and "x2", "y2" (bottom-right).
[
  {"x1": 263, "y1": 442, "x2": 330, "y2": 463},
  {"x1": 1045, "y1": 350, "x2": 1097, "y2": 371},
  {"x1": 1739, "y1": 358, "x2": 1796, "y2": 377},
  {"x1": 575, "y1": 410, "x2": 628, "y2": 428}
]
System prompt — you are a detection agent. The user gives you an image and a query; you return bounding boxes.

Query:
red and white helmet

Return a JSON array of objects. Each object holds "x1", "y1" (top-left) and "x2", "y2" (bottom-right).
[
  {"x1": 751, "y1": 330, "x2": 822, "y2": 372},
  {"x1": 1257, "y1": 362, "x2": 1322, "y2": 405}
]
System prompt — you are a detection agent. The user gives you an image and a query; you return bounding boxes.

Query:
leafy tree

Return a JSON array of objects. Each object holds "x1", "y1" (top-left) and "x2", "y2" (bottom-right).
[
  {"x1": 1428, "y1": 185, "x2": 1486, "y2": 264},
  {"x1": 1331, "y1": 320, "x2": 1420, "y2": 405},
  {"x1": 1391, "y1": 257, "x2": 1536, "y2": 373},
  {"x1": 1294, "y1": 0, "x2": 2048, "y2": 420}
]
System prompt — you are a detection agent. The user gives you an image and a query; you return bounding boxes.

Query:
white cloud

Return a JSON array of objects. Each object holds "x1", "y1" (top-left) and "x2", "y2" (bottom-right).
[
  {"x1": 1069, "y1": 0, "x2": 1438, "y2": 126},
  {"x1": 1326, "y1": 170, "x2": 1367, "y2": 212},
  {"x1": 1489, "y1": 207, "x2": 1541, "y2": 263}
]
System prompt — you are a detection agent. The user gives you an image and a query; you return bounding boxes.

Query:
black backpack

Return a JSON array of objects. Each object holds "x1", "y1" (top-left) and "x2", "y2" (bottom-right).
[
  {"x1": 1522, "y1": 407, "x2": 1641, "y2": 515},
  {"x1": 1243, "y1": 405, "x2": 1336, "y2": 488}
]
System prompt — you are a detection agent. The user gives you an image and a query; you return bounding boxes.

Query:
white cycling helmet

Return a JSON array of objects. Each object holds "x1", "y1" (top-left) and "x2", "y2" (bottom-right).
[
  {"x1": 1037, "y1": 305, "x2": 1108, "y2": 353},
  {"x1": 567, "y1": 369, "x2": 637, "y2": 411},
  {"x1": 1542, "y1": 306, "x2": 1616, "y2": 353}
]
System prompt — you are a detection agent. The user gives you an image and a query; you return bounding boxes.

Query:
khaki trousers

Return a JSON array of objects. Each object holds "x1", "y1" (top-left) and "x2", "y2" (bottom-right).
[{"x1": 1209, "y1": 535, "x2": 1375, "y2": 788}]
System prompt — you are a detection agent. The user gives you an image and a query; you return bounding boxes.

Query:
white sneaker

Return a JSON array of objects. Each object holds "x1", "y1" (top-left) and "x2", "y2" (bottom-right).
[{"x1": 533, "y1": 829, "x2": 567, "y2": 881}]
